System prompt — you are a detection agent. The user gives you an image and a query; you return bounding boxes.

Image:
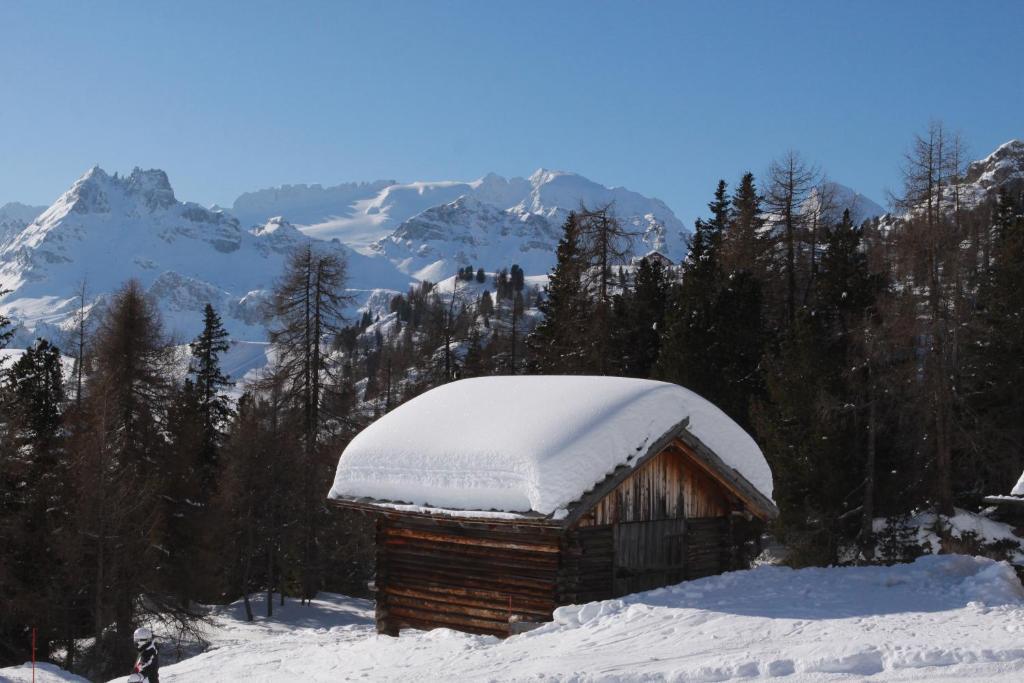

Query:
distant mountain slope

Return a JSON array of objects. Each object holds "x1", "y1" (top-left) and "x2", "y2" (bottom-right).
[
  {"x1": 0, "y1": 167, "x2": 409, "y2": 343},
  {"x1": 963, "y1": 139, "x2": 1024, "y2": 205},
  {"x1": 230, "y1": 169, "x2": 689, "y2": 264},
  {"x1": 0, "y1": 201, "x2": 47, "y2": 249}
]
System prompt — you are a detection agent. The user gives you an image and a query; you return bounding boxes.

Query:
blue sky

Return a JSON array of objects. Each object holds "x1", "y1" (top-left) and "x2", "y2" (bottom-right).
[{"x1": 1, "y1": 1, "x2": 1021, "y2": 224}]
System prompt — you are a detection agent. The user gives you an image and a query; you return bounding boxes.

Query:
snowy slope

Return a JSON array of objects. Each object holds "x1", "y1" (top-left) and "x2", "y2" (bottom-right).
[
  {"x1": 0, "y1": 168, "x2": 410, "y2": 343},
  {"x1": 369, "y1": 195, "x2": 563, "y2": 281},
  {"x1": 962, "y1": 139, "x2": 1024, "y2": 205},
  {"x1": 232, "y1": 169, "x2": 689, "y2": 269},
  {"x1": 0, "y1": 201, "x2": 46, "y2": 249},
  {"x1": 809, "y1": 181, "x2": 887, "y2": 224},
  {"x1": 48, "y1": 554, "x2": 1023, "y2": 683}
]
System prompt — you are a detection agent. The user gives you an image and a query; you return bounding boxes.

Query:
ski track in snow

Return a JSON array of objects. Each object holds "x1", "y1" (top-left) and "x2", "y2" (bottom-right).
[{"x1": 27, "y1": 555, "x2": 1011, "y2": 682}]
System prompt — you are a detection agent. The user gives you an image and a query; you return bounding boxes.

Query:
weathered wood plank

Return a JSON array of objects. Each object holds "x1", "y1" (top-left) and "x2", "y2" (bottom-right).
[{"x1": 385, "y1": 526, "x2": 561, "y2": 553}]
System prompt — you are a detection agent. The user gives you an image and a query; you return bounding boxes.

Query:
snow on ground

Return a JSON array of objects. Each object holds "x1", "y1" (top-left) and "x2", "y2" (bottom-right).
[
  {"x1": 12, "y1": 555, "x2": 1010, "y2": 682},
  {"x1": 0, "y1": 662, "x2": 90, "y2": 682},
  {"x1": 874, "y1": 508, "x2": 1024, "y2": 563},
  {"x1": 329, "y1": 376, "x2": 772, "y2": 515}
]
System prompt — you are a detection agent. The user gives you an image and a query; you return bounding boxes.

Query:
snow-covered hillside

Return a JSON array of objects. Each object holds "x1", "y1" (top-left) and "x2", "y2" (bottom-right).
[
  {"x1": 809, "y1": 182, "x2": 887, "y2": 224},
  {"x1": 232, "y1": 168, "x2": 690, "y2": 267},
  {"x1": 10, "y1": 554, "x2": 1022, "y2": 682},
  {"x1": 963, "y1": 139, "x2": 1024, "y2": 205},
  {"x1": 0, "y1": 168, "x2": 409, "y2": 343},
  {"x1": 0, "y1": 201, "x2": 46, "y2": 249}
]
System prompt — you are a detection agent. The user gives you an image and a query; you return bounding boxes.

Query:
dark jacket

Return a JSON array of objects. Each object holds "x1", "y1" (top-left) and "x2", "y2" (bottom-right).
[{"x1": 136, "y1": 641, "x2": 159, "y2": 683}]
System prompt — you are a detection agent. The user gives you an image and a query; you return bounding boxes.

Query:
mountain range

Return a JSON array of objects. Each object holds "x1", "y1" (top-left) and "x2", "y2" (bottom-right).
[{"x1": 5, "y1": 142, "x2": 1020, "y2": 349}]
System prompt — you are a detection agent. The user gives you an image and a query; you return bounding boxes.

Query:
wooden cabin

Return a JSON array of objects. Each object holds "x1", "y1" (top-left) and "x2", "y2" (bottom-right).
[{"x1": 328, "y1": 376, "x2": 777, "y2": 637}]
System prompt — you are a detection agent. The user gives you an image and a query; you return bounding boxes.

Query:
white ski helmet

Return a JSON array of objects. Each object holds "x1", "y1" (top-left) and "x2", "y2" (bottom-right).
[{"x1": 133, "y1": 626, "x2": 153, "y2": 646}]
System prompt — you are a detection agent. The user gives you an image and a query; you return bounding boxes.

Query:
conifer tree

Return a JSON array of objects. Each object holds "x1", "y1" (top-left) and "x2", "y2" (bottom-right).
[
  {"x1": 0, "y1": 283, "x2": 12, "y2": 350},
  {"x1": 658, "y1": 182, "x2": 728, "y2": 398},
  {"x1": 756, "y1": 209, "x2": 883, "y2": 564},
  {"x1": 529, "y1": 212, "x2": 589, "y2": 373},
  {"x1": 617, "y1": 256, "x2": 669, "y2": 377},
  {"x1": 962, "y1": 190, "x2": 1024, "y2": 495},
  {"x1": 267, "y1": 245, "x2": 353, "y2": 602},
  {"x1": 189, "y1": 303, "x2": 233, "y2": 489},
  {"x1": 722, "y1": 172, "x2": 767, "y2": 276},
  {"x1": 71, "y1": 279, "x2": 178, "y2": 676},
  {"x1": 0, "y1": 339, "x2": 72, "y2": 666}
]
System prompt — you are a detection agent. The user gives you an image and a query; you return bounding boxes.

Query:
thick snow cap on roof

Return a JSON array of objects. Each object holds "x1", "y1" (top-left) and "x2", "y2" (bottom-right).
[{"x1": 328, "y1": 376, "x2": 774, "y2": 516}]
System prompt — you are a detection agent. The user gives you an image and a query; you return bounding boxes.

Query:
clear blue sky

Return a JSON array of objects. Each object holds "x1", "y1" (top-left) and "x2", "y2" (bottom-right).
[{"x1": 1, "y1": 1, "x2": 1021, "y2": 224}]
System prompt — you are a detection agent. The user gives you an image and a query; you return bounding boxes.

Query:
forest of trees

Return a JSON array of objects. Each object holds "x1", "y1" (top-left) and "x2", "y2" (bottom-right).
[{"x1": 1, "y1": 124, "x2": 1023, "y2": 676}]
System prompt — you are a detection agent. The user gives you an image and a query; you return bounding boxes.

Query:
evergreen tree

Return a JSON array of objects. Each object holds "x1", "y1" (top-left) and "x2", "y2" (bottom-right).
[
  {"x1": 755, "y1": 210, "x2": 883, "y2": 564},
  {"x1": 658, "y1": 182, "x2": 728, "y2": 399},
  {"x1": 529, "y1": 212, "x2": 590, "y2": 373},
  {"x1": 962, "y1": 190, "x2": 1024, "y2": 496},
  {"x1": 475, "y1": 267, "x2": 486, "y2": 283},
  {"x1": 617, "y1": 256, "x2": 669, "y2": 378},
  {"x1": 722, "y1": 172, "x2": 767, "y2": 276},
  {"x1": 478, "y1": 290, "x2": 494, "y2": 327},
  {"x1": 0, "y1": 283, "x2": 12, "y2": 349},
  {"x1": 0, "y1": 339, "x2": 74, "y2": 666},
  {"x1": 188, "y1": 303, "x2": 233, "y2": 489}
]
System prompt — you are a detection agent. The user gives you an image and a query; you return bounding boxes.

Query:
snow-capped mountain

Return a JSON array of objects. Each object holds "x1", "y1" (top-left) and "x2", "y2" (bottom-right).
[
  {"x1": 0, "y1": 202, "x2": 46, "y2": 249},
  {"x1": 963, "y1": 139, "x2": 1024, "y2": 205},
  {"x1": 0, "y1": 167, "x2": 409, "y2": 343},
  {"x1": 231, "y1": 169, "x2": 689, "y2": 264},
  {"x1": 369, "y1": 195, "x2": 561, "y2": 281},
  {"x1": 815, "y1": 182, "x2": 886, "y2": 224}
]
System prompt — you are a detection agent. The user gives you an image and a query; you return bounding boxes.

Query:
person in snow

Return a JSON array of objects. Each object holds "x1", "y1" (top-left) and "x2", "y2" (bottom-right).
[{"x1": 132, "y1": 626, "x2": 159, "y2": 683}]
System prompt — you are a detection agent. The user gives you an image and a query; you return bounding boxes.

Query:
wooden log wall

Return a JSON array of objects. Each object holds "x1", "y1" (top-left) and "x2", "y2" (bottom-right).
[
  {"x1": 684, "y1": 517, "x2": 732, "y2": 580},
  {"x1": 558, "y1": 526, "x2": 614, "y2": 604},
  {"x1": 375, "y1": 515, "x2": 561, "y2": 637}
]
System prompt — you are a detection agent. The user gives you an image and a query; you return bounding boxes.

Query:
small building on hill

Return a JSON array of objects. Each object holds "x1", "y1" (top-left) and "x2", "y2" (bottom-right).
[
  {"x1": 632, "y1": 250, "x2": 674, "y2": 269},
  {"x1": 328, "y1": 376, "x2": 777, "y2": 637},
  {"x1": 983, "y1": 470, "x2": 1024, "y2": 532}
]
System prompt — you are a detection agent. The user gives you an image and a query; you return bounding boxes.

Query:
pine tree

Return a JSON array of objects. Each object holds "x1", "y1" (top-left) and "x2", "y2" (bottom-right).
[
  {"x1": 658, "y1": 182, "x2": 728, "y2": 398},
  {"x1": 529, "y1": 212, "x2": 590, "y2": 373},
  {"x1": 0, "y1": 283, "x2": 12, "y2": 350},
  {"x1": 962, "y1": 190, "x2": 1024, "y2": 495},
  {"x1": 617, "y1": 256, "x2": 669, "y2": 378},
  {"x1": 478, "y1": 290, "x2": 494, "y2": 327},
  {"x1": 722, "y1": 172, "x2": 767, "y2": 276},
  {"x1": 755, "y1": 209, "x2": 883, "y2": 564},
  {"x1": 0, "y1": 338, "x2": 73, "y2": 666},
  {"x1": 188, "y1": 303, "x2": 233, "y2": 489}
]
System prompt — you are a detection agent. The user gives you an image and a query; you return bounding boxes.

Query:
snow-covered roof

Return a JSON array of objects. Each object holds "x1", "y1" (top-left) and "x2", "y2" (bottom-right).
[
  {"x1": 1012, "y1": 471, "x2": 1024, "y2": 497},
  {"x1": 328, "y1": 376, "x2": 774, "y2": 517}
]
